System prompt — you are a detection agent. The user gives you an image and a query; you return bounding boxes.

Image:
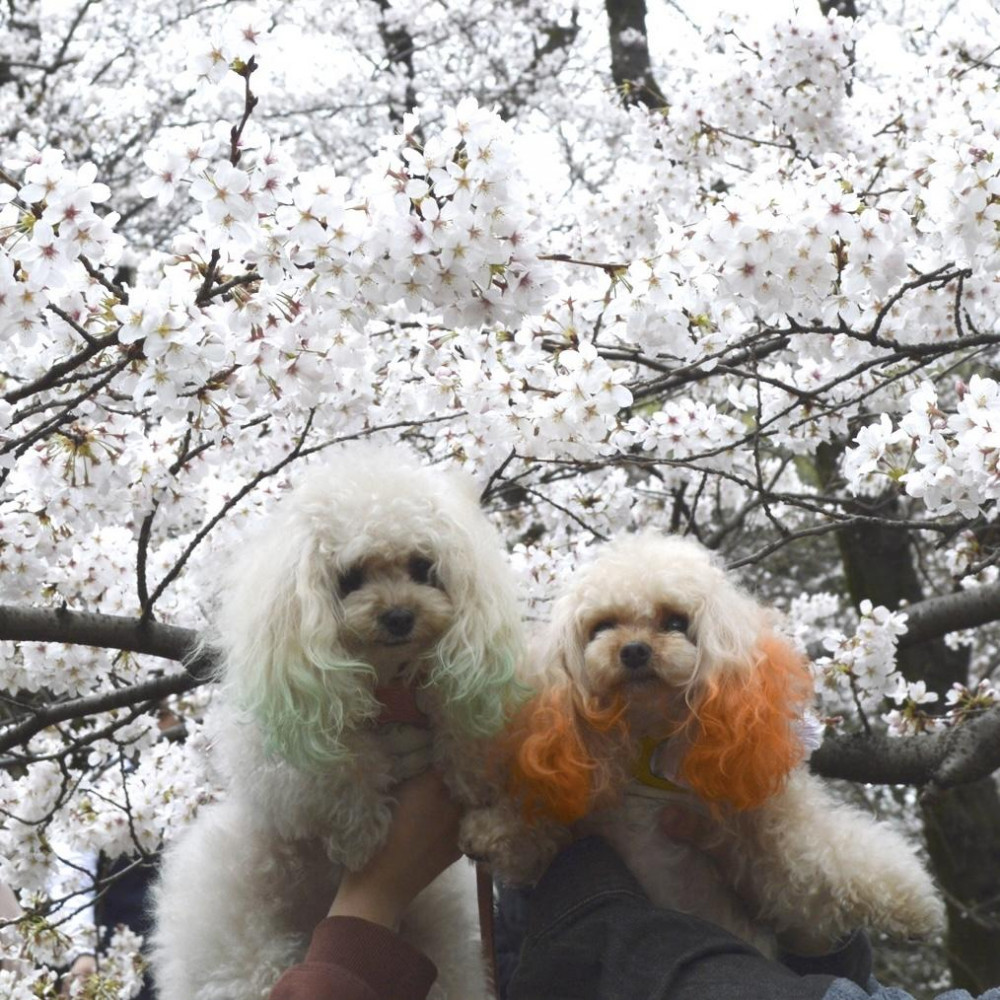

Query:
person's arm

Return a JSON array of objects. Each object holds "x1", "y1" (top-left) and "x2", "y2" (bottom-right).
[
  {"x1": 658, "y1": 803, "x2": 873, "y2": 986},
  {"x1": 508, "y1": 836, "x2": 1000, "y2": 1000},
  {"x1": 269, "y1": 768, "x2": 462, "y2": 1000},
  {"x1": 508, "y1": 836, "x2": 843, "y2": 1000}
]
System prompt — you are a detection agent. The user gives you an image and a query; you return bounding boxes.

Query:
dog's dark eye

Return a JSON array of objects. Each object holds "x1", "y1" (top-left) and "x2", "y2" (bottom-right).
[
  {"x1": 661, "y1": 613, "x2": 690, "y2": 635},
  {"x1": 338, "y1": 565, "x2": 364, "y2": 596},
  {"x1": 409, "y1": 555, "x2": 440, "y2": 588},
  {"x1": 590, "y1": 620, "x2": 616, "y2": 641}
]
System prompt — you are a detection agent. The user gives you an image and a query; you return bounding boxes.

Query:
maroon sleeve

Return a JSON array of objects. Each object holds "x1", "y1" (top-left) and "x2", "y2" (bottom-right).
[{"x1": 269, "y1": 916, "x2": 437, "y2": 1000}]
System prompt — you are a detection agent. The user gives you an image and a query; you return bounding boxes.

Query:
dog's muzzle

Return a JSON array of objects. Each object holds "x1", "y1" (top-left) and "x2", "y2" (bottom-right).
[
  {"x1": 620, "y1": 641, "x2": 652, "y2": 671},
  {"x1": 380, "y1": 606, "x2": 416, "y2": 641}
]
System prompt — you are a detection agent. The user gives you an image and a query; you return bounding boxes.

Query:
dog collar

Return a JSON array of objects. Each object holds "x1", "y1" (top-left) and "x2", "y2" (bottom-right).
[
  {"x1": 631, "y1": 736, "x2": 687, "y2": 794},
  {"x1": 374, "y1": 685, "x2": 430, "y2": 728}
]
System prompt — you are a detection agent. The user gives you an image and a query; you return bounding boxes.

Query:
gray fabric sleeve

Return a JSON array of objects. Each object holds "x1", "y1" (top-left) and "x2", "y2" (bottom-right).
[{"x1": 823, "y1": 979, "x2": 1000, "y2": 1000}]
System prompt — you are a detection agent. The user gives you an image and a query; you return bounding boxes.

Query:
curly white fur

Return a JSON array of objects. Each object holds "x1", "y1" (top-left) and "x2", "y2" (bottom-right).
[
  {"x1": 490, "y1": 532, "x2": 945, "y2": 958},
  {"x1": 150, "y1": 446, "x2": 524, "y2": 1000}
]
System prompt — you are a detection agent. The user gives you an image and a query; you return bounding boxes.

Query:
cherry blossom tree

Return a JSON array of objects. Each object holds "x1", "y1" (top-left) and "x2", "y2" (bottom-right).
[{"x1": 3, "y1": 0, "x2": 1000, "y2": 994}]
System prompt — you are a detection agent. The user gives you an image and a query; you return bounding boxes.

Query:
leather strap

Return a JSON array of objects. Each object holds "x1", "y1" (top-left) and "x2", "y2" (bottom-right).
[{"x1": 476, "y1": 861, "x2": 498, "y2": 997}]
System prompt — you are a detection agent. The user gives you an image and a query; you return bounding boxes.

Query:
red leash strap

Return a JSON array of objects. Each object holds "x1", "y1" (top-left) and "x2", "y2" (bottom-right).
[{"x1": 476, "y1": 861, "x2": 498, "y2": 998}]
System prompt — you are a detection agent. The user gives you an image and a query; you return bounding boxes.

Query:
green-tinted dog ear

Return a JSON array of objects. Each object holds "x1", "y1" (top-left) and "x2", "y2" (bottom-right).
[
  {"x1": 430, "y1": 624, "x2": 527, "y2": 741},
  {"x1": 218, "y1": 530, "x2": 378, "y2": 772}
]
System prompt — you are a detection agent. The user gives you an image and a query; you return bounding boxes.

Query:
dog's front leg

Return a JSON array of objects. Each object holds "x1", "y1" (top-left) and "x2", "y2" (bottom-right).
[
  {"x1": 430, "y1": 729, "x2": 566, "y2": 885},
  {"x1": 317, "y1": 764, "x2": 396, "y2": 872},
  {"x1": 459, "y1": 800, "x2": 568, "y2": 886},
  {"x1": 428, "y1": 721, "x2": 496, "y2": 807}
]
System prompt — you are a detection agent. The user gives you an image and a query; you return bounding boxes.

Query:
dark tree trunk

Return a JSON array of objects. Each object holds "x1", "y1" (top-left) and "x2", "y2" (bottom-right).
[
  {"x1": 833, "y1": 491, "x2": 971, "y2": 694},
  {"x1": 819, "y1": 0, "x2": 859, "y2": 16},
  {"x1": 371, "y1": 0, "x2": 419, "y2": 127},
  {"x1": 923, "y1": 781, "x2": 1000, "y2": 992},
  {"x1": 603, "y1": 0, "x2": 666, "y2": 109},
  {"x1": 816, "y1": 442, "x2": 1000, "y2": 991}
]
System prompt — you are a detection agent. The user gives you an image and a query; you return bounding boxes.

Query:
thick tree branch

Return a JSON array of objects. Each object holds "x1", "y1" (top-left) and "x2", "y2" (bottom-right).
[
  {"x1": 811, "y1": 705, "x2": 1000, "y2": 788},
  {"x1": 806, "y1": 584, "x2": 1000, "y2": 786},
  {"x1": 0, "y1": 673, "x2": 203, "y2": 756},
  {"x1": 0, "y1": 605, "x2": 205, "y2": 667},
  {"x1": 0, "y1": 606, "x2": 212, "y2": 754},
  {"x1": 2, "y1": 330, "x2": 120, "y2": 406},
  {"x1": 804, "y1": 582, "x2": 1000, "y2": 663},
  {"x1": 898, "y1": 583, "x2": 1000, "y2": 648}
]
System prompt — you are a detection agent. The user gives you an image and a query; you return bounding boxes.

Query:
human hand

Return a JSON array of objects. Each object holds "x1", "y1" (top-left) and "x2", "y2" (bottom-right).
[{"x1": 327, "y1": 768, "x2": 462, "y2": 929}]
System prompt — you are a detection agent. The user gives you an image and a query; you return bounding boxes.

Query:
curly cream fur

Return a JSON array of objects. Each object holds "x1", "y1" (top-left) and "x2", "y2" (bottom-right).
[
  {"x1": 491, "y1": 532, "x2": 945, "y2": 957},
  {"x1": 150, "y1": 446, "x2": 524, "y2": 1000}
]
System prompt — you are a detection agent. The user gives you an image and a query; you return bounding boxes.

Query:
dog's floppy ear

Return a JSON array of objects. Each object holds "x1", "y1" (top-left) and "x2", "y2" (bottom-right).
[
  {"x1": 680, "y1": 632, "x2": 813, "y2": 811},
  {"x1": 425, "y1": 471, "x2": 528, "y2": 740},
  {"x1": 215, "y1": 515, "x2": 377, "y2": 772},
  {"x1": 506, "y1": 681, "x2": 627, "y2": 824},
  {"x1": 504, "y1": 616, "x2": 628, "y2": 825}
]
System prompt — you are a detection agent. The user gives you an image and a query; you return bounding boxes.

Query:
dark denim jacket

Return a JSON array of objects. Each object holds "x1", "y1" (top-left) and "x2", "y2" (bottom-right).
[{"x1": 502, "y1": 837, "x2": 999, "y2": 1000}]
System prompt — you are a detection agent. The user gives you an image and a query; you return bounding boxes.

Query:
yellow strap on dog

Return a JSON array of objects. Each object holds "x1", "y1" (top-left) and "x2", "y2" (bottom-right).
[{"x1": 631, "y1": 736, "x2": 687, "y2": 794}]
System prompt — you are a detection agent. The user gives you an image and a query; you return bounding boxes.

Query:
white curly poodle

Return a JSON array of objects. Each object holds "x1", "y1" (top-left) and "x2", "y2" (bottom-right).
[
  {"x1": 497, "y1": 531, "x2": 944, "y2": 957},
  {"x1": 150, "y1": 446, "x2": 524, "y2": 1000}
]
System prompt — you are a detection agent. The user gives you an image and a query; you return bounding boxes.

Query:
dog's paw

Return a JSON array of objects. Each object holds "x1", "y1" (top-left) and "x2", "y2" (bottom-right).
[
  {"x1": 458, "y1": 808, "x2": 523, "y2": 872},
  {"x1": 458, "y1": 807, "x2": 531, "y2": 859},
  {"x1": 843, "y1": 849, "x2": 946, "y2": 940},
  {"x1": 459, "y1": 807, "x2": 563, "y2": 886},
  {"x1": 873, "y1": 884, "x2": 946, "y2": 940},
  {"x1": 805, "y1": 869, "x2": 946, "y2": 943},
  {"x1": 458, "y1": 807, "x2": 506, "y2": 860}
]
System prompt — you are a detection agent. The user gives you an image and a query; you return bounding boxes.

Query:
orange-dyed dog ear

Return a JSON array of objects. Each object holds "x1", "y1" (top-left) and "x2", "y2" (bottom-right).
[
  {"x1": 680, "y1": 634, "x2": 814, "y2": 811},
  {"x1": 505, "y1": 684, "x2": 626, "y2": 825}
]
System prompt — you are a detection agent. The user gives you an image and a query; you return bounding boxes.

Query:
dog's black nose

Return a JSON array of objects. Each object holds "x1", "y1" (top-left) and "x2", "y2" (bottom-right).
[
  {"x1": 380, "y1": 607, "x2": 415, "y2": 638},
  {"x1": 619, "y1": 641, "x2": 652, "y2": 670}
]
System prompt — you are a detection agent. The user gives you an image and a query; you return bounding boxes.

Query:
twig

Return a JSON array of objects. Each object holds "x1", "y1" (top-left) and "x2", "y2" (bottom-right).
[
  {"x1": 143, "y1": 410, "x2": 317, "y2": 609},
  {"x1": 197, "y1": 270, "x2": 261, "y2": 303},
  {"x1": 196, "y1": 248, "x2": 223, "y2": 307},
  {"x1": 520, "y1": 484, "x2": 610, "y2": 541},
  {"x1": 480, "y1": 449, "x2": 518, "y2": 504},
  {"x1": 229, "y1": 54, "x2": 260, "y2": 166},
  {"x1": 2, "y1": 331, "x2": 120, "y2": 405},
  {"x1": 80, "y1": 254, "x2": 129, "y2": 305}
]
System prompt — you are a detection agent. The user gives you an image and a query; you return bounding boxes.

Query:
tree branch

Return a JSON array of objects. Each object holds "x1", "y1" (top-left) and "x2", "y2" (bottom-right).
[
  {"x1": 0, "y1": 676, "x2": 200, "y2": 758},
  {"x1": 898, "y1": 583, "x2": 1000, "y2": 648},
  {"x1": 2, "y1": 594, "x2": 1000, "y2": 787},
  {"x1": 370, "y1": 0, "x2": 419, "y2": 125},
  {"x1": 0, "y1": 606, "x2": 212, "y2": 754},
  {"x1": 811, "y1": 705, "x2": 1000, "y2": 788},
  {"x1": 2, "y1": 330, "x2": 120, "y2": 406},
  {"x1": 0, "y1": 605, "x2": 207, "y2": 673}
]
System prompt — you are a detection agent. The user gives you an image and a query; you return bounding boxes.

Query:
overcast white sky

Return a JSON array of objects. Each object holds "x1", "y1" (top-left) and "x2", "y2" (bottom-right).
[
  {"x1": 659, "y1": 0, "x2": 802, "y2": 27},
  {"x1": 642, "y1": 0, "x2": 816, "y2": 65}
]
